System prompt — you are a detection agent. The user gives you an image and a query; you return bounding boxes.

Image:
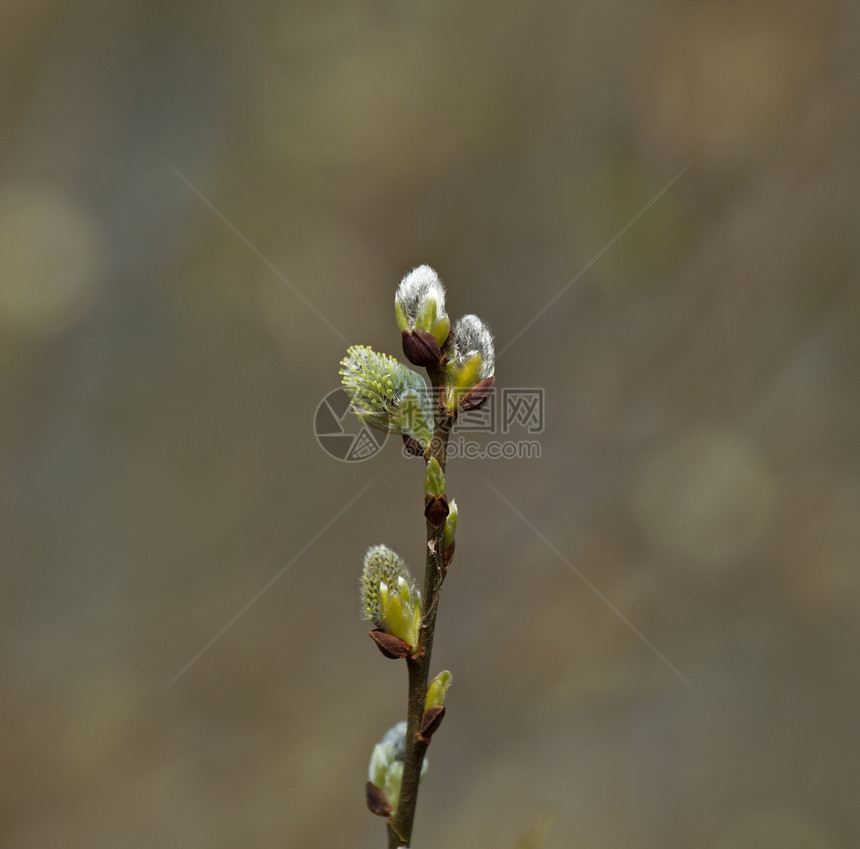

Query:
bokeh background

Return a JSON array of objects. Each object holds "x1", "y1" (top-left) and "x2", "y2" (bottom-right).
[{"x1": 2, "y1": 1, "x2": 859, "y2": 847}]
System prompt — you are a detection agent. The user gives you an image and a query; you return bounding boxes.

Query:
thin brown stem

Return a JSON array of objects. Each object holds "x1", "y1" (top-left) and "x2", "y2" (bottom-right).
[{"x1": 387, "y1": 364, "x2": 453, "y2": 848}]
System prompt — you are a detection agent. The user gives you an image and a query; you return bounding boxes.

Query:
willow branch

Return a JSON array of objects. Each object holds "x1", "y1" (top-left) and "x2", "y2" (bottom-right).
[{"x1": 387, "y1": 364, "x2": 453, "y2": 848}]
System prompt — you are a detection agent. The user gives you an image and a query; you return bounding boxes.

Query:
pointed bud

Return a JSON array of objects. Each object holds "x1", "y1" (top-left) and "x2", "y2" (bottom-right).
[
  {"x1": 394, "y1": 265, "x2": 450, "y2": 347},
  {"x1": 419, "y1": 670, "x2": 452, "y2": 741},
  {"x1": 442, "y1": 499, "x2": 458, "y2": 552},
  {"x1": 423, "y1": 457, "x2": 446, "y2": 498},
  {"x1": 425, "y1": 670, "x2": 452, "y2": 709}
]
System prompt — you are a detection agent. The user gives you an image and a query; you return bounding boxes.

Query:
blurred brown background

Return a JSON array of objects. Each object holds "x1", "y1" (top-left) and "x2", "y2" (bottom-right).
[{"x1": 1, "y1": 1, "x2": 858, "y2": 847}]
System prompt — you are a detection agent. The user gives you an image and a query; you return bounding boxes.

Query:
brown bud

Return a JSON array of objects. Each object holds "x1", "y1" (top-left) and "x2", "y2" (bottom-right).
[
  {"x1": 442, "y1": 540, "x2": 455, "y2": 568},
  {"x1": 366, "y1": 781, "x2": 392, "y2": 817},
  {"x1": 459, "y1": 375, "x2": 495, "y2": 411},
  {"x1": 418, "y1": 705, "x2": 446, "y2": 742},
  {"x1": 401, "y1": 433, "x2": 425, "y2": 457},
  {"x1": 424, "y1": 495, "x2": 450, "y2": 528},
  {"x1": 369, "y1": 629, "x2": 412, "y2": 659},
  {"x1": 402, "y1": 328, "x2": 442, "y2": 368}
]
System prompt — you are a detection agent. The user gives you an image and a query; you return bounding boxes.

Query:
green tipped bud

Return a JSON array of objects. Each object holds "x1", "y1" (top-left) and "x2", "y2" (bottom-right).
[
  {"x1": 367, "y1": 721, "x2": 429, "y2": 815},
  {"x1": 395, "y1": 265, "x2": 450, "y2": 347},
  {"x1": 425, "y1": 670, "x2": 452, "y2": 710},
  {"x1": 423, "y1": 457, "x2": 446, "y2": 499},
  {"x1": 340, "y1": 345, "x2": 431, "y2": 438},
  {"x1": 445, "y1": 315, "x2": 496, "y2": 410},
  {"x1": 443, "y1": 499, "x2": 458, "y2": 551},
  {"x1": 424, "y1": 459, "x2": 449, "y2": 530},
  {"x1": 451, "y1": 315, "x2": 495, "y2": 378},
  {"x1": 360, "y1": 546, "x2": 422, "y2": 648},
  {"x1": 445, "y1": 315, "x2": 495, "y2": 409},
  {"x1": 398, "y1": 388, "x2": 434, "y2": 449}
]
